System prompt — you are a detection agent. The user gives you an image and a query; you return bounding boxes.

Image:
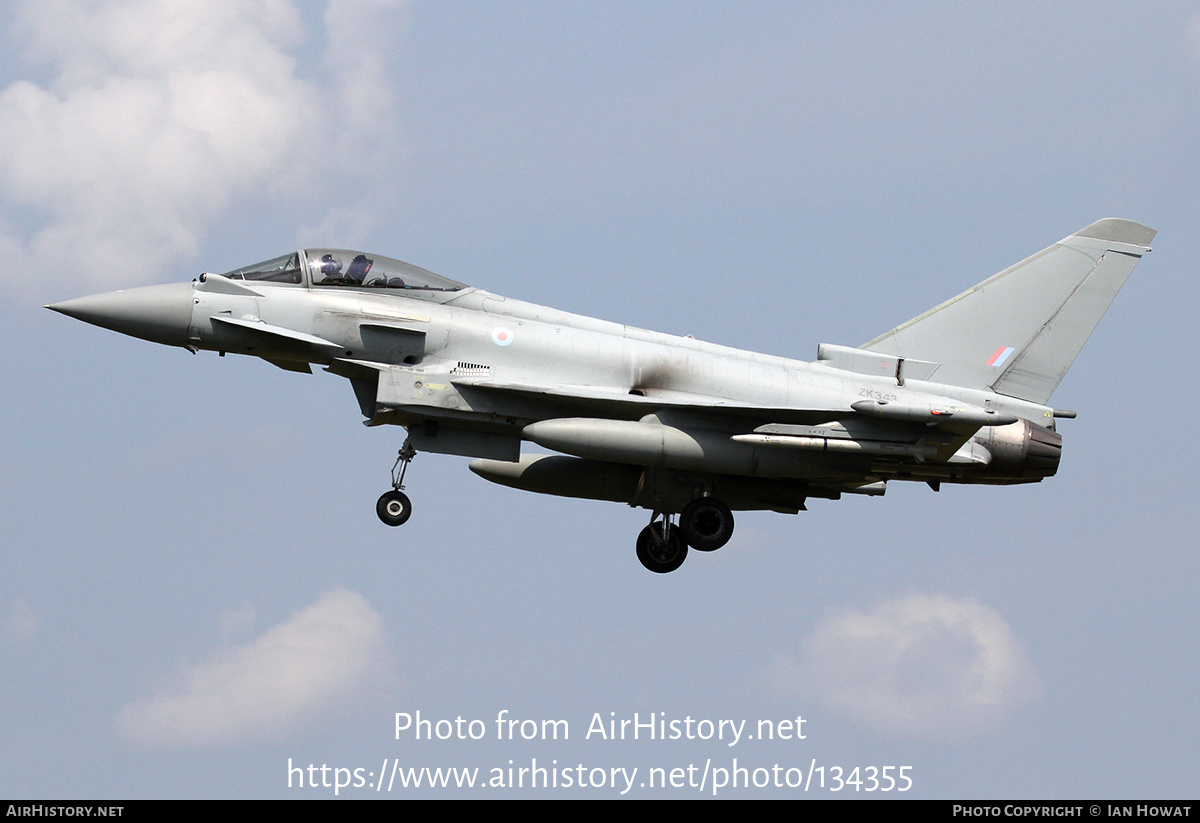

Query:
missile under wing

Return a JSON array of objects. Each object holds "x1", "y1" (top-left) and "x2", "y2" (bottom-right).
[{"x1": 47, "y1": 219, "x2": 1155, "y2": 573}]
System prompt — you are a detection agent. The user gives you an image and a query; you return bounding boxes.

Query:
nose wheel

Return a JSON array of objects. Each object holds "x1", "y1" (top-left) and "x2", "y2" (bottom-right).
[
  {"x1": 377, "y1": 439, "x2": 417, "y2": 527},
  {"x1": 376, "y1": 489, "x2": 412, "y2": 526}
]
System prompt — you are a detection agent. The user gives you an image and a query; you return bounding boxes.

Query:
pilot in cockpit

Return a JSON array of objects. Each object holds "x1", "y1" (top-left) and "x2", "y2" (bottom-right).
[
  {"x1": 346, "y1": 254, "x2": 374, "y2": 283},
  {"x1": 316, "y1": 254, "x2": 342, "y2": 281}
]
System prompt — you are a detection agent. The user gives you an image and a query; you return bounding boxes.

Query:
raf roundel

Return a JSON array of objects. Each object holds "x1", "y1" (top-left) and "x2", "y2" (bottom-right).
[{"x1": 492, "y1": 327, "x2": 514, "y2": 347}]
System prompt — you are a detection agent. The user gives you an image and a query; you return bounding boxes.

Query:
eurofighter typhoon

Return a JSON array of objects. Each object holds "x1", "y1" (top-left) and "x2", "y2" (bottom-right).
[{"x1": 48, "y1": 219, "x2": 1154, "y2": 573}]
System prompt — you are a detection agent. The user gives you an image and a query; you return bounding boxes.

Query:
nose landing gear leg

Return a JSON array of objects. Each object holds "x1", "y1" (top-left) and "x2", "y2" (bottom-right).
[{"x1": 377, "y1": 439, "x2": 416, "y2": 526}]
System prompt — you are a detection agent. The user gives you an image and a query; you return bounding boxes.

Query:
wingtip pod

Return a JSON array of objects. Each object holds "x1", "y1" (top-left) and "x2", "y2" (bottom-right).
[{"x1": 1072, "y1": 218, "x2": 1156, "y2": 249}]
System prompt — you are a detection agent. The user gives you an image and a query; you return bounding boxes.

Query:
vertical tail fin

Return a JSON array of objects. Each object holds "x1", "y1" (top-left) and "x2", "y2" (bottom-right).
[{"x1": 862, "y1": 219, "x2": 1155, "y2": 404}]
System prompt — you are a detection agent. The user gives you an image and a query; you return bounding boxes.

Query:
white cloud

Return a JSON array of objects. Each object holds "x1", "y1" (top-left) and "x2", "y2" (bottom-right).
[
  {"x1": 322, "y1": 0, "x2": 406, "y2": 172},
  {"x1": 765, "y1": 593, "x2": 1039, "y2": 738},
  {"x1": 0, "y1": 0, "x2": 404, "y2": 291},
  {"x1": 115, "y1": 587, "x2": 386, "y2": 746}
]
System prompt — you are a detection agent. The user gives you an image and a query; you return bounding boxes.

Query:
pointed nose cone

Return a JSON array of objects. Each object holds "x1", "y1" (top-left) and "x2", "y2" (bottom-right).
[{"x1": 47, "y1": 282, "x2": 195, "y2": 347}]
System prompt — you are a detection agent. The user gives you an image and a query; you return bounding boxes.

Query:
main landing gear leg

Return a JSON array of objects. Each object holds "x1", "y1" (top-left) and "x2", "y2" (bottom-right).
[
  {"x1": 376, "y1": 439, "x2": 416, "y2": 527},
  {"x1": 636, "y1": 511, "x2": 688, "y2": 574}
]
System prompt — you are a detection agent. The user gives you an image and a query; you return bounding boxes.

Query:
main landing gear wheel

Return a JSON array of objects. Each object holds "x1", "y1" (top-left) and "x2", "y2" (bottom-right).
[
  {"x1": 679, "y1": 497, "x2": 734, "y2": 551},
  {"x1": 636, "y1": 521, "x2": 688, "y2": 574},
  {"x1": 376, "y1": 490, "x2": 412, "y2": 527}
]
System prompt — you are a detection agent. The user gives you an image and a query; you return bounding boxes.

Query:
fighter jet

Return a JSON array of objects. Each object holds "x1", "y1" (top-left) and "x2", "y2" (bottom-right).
[{"x1": 47, "y1": 218, "x2": 1154, "y2": 573}]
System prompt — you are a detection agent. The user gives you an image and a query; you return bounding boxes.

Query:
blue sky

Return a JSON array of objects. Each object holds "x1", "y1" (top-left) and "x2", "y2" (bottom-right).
[{"x1": 2, "y1": 1, "x2": 1197, "y2": 798}]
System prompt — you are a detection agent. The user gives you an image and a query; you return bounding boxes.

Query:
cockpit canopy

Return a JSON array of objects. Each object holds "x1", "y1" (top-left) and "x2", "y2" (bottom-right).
[
  {"x1": 221, "y1": 252, "x2": 303, "y2": 283},
  {"x1": 304, "y1": 249, "x2": 466, "y2": 293},
  {"x1": 220, "y1": 250, "x2": 467, "y2": 298}
]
